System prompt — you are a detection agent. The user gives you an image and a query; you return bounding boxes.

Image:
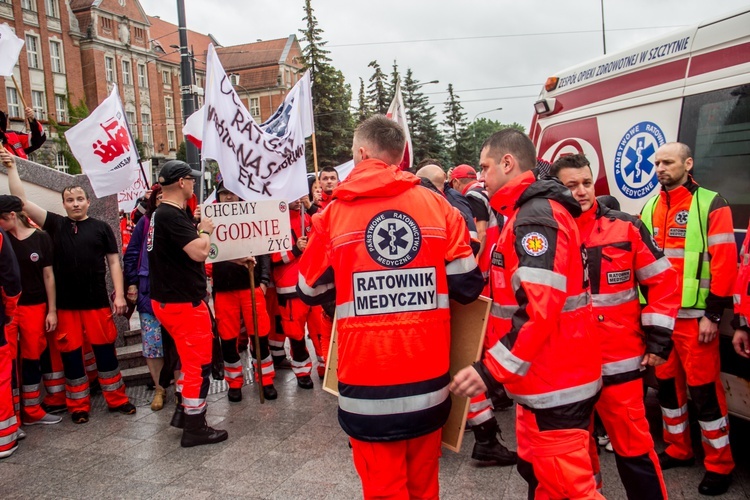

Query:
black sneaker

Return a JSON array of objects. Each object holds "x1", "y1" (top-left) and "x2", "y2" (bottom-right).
[
  {"x1": 71, "y1": 411, "x2": 89, "y2": 424},
  {"x1": 227, "y1": 388, "x2": 243, "y2": 402},
  {"x1": 698, "y1": 471, "x2": 731, "y2": 496},
  {"x1": 658, "y1": 451, "x2": 695, "y2": 470},
  {"x1": 263, "y1": 385, "x2": 278, "y2": 400},
  {"x1": 108, "y1": 402, "x2": 137, "y2": 415},
  {"x1": 297, "y1": 375, "x2": 314, "y2": 389}
]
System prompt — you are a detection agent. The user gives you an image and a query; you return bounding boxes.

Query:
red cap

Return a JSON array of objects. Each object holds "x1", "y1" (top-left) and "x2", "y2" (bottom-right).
[{"x1": 449, "y1": 164, "x2": 478, "y2": 181}]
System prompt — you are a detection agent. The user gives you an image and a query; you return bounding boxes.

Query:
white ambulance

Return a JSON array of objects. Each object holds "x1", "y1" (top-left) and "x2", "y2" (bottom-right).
[{"x1": 530, "y1": 7, "x2": 750, "y2": 418}]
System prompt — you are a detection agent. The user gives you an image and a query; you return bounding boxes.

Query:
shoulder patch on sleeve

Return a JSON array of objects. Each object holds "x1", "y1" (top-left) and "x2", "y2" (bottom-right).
[{"x1": 521, "y1": 232, "x2": 548, "y2": 256}]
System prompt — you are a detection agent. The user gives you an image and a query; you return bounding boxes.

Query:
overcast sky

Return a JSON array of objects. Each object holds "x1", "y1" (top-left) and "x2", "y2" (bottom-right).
[{"x1": 139, "y1": 0, "x2": 750, "y2": 131}]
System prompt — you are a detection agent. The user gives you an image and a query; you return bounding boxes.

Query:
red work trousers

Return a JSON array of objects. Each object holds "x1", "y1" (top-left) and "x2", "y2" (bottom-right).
[
  {"x1": 307, "y1": 306, "x2": 332, "y2": 378},
  {"x1": 655, "y1": 317, "x2": 734, "y2": 475},
  {"x1": 589, "y1": 379, "x2": 666, "y2": 499},
  {"x1": 265, "y1": 287, "x2": 287, "y2": 360},
  {"x1": 152, "y1": 300, "x2": 212, "y2": 415},
  {"x1": 3, "y1": 322, "x2": 19, "y2": 427},
  {"x1": 516, "y1": 405, "x2": 603, "y2": 500},
  {"x1": 0, "y1": 343, "x2": 17, "y2": 454},
  {"x1": 55, "y1": 309, "x2": 129, "y2": 410},
  {"x1": 350, "y1": 428, "x2": 442, "y2": 500},
  {"x1": 6, "y1": 304, "x2": 48, "y2": 422}
]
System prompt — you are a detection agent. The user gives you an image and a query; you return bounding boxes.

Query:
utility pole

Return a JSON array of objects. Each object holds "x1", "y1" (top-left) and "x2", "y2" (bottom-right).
[{"x1": 177, "y1": 0, "x2": 199, "y2": 170}]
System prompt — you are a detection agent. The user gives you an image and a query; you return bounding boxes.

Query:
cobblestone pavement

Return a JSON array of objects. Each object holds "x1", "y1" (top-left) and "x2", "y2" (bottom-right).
[{"x1": 1, "y1": 360, "x2": 749, "y2": 499}]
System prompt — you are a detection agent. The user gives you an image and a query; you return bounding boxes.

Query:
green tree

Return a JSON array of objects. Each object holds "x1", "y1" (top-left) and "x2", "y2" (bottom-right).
[
  {"x1": 299, "y1": 0, "x2": 353, "y2": 168},
  {"x1": 402, "y1": 69, "x2": 446, "y2": 166},
  {"x1": 466, "y1": 118, "x2": 526, "y2": 160},
  {"x1": 356, "y1": 77, "x2": 369, "y2": 124},
  {"x1": 442, "y1": 84, "x2": 473, "y2": 166},
  {"x1": 367, "y1": 60, "x2": 389, "y2": 115},
  {"x1": 176, "y1": 141, "x2": 187, "y2": 162},
  {"x1": 48, "y1": 96, "x2": 89, "y2": 175}
]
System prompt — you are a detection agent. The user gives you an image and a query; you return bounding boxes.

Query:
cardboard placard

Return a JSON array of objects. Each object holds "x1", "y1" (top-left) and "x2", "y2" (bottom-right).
[{"x1": 322, "y1": 296, "x2": 491, "y2": 452}]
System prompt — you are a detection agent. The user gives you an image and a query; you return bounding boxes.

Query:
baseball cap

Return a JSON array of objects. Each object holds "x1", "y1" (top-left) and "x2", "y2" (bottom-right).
[
  {"x1": 216, "y1": 181, "x2": 231, "y2": 195},
  {"x1": 0, "y1": 195, "x2": 23, "y2": 213},
  {"x1": 449, "y1": 164, "x2": 478, "y2": 181},
  {"x1": 158, "y1": 160, "x2": 201, "y2": 186}
]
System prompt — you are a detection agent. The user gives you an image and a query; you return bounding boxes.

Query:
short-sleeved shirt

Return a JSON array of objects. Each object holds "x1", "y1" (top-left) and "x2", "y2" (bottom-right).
[
  {"x1": 465, "y1": 186, "x2": 491, "y2": 223},
  {"x1": 7, "y1": 230, "x2": 53, "y2": 306},
  {"x1": 43, "y1": 212, "x2": 118, "y2": 310},
  {"x1": 148, "y1": 203, "x2": 206, "y2": 303}
]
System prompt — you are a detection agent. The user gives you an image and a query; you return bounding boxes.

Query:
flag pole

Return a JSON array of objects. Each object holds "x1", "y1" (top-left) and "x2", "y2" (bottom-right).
[
  {"x1": 248, "y1": 260, "x2": 265, "y2": 404},
  {"x1": 121, "y1": 112, "x2": 150, "y2": 189},
  {"x1": 311, "y1": 132, "x2": 319, "y2": 179},
  {"x1": 11, "y1": 75, "x2": 30, "y2": 132}
]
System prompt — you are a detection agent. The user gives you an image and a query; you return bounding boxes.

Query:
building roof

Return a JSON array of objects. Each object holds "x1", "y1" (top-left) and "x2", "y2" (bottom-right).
[
  {"x1": 147, "y1": 15, "x2": 218, "y2": 73},
  {"x1": 216, "y1": 37, "x2": 295, "y2": 71},
  {"x1": 70, "y1": 0, "x2": 149, "y2": 25}
]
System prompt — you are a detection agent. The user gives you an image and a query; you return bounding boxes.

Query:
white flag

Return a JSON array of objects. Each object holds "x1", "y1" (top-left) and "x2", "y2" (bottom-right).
[
  {"x1": 65, "y1": 86, "x2": 139, "y2": 198},
  {"x1": 0, "y1": 24, "x2": 24, "y2": 77},
  {"x1": 335, "y1": 159, "x2": 355, "y2": 182},
  {"x1": 202, "y1": 44, "x2": 308, "y2": 203},
  {"x1": 386, "y1": 80, "x2": 413, "y2": 171},
  {"x1": 261, "y1": 70, "x2": 315, "y2": 138}
]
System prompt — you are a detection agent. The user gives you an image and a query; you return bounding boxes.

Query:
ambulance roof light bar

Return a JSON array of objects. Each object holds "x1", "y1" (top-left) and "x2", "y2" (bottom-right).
[{"x1": 534, "y1": 98, "x2": 556, "y2": 116}]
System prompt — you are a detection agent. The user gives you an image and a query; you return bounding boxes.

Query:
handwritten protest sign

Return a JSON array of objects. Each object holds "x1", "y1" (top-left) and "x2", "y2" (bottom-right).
[
  {"x1": 118, "y1": 160, "x2": 151, "y2": 211},
  {"x1": 201, "y1": 200, "x2": 292, "y2": 263}
]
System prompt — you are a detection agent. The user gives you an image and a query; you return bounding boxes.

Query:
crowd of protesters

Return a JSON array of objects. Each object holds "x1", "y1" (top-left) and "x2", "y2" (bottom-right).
[{"x1": 0, "y1": 113, "x2": 749, "y2": 499}]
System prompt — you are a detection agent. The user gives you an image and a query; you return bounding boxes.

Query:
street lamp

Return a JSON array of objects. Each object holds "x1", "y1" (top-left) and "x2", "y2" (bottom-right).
[
  {"x1": 415, "y1": 80, "x2": 439, "y2": 89},
  {"x1": 473, "y1": 107, "x2": 503, "y2": 160}
]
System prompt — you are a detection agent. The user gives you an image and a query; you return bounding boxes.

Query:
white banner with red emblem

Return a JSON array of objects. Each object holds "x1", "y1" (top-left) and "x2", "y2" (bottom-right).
[
  {"x1": 0, "y1": 23, "x2": 24, "y2": 77},
  {"x1": 201, "y1": 200, "x2": 292, "y2": 263},
  {"x1": 64, "y1": 86, "x2": 140, "y2": 198}
]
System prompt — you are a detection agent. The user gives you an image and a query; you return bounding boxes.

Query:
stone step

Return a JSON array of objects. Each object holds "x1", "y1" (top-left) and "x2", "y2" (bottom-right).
[
  {"x1": 121, "y1": 365, "x2": 152, "y2": 386},
  {"x1": 123, "y1": 328, "x2": 142, "y2": 346},
  {"x1": 116, "y1": 343, "x2": 147, "y2": 370}
]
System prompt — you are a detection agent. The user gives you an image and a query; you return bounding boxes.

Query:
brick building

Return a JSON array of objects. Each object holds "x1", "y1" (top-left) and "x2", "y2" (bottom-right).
[{"x1": 1, "y1": 0, "x2": 303, "y2": 176}]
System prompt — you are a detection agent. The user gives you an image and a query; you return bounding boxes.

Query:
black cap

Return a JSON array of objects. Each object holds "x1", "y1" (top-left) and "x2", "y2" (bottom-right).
[
  {"x1": 158, "y1": 160, "x2": 201, "y2": 186},
  {"x1": 216, "y1": 181, "x2": 231, "y2": 195},
  {"x1": 0, "y1": 195, "x2": 23, "y2": 214}
]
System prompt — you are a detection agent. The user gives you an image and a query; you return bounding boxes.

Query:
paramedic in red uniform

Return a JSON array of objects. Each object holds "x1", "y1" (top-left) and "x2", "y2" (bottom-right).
[
  {"x1": 0, "y1": 220, "x2": 21, "y2": 459},
  {"x1": 297, "y1": 115, "x2": 483, "y2": 499},
  {"x1": 148, "y1": 160, "x2": 228, "y2": 447},
  {"x1": 553, "y1": 154, "x2": 679, "y2": 499},
  {"x1": 451, "y1": 129, "x2": 603, "y2": 499},
  {"x1": 732, "y1": 218, "x2": 750, "y2": 358},
  {"x1": 640, "y1": 142, "x2": 737, "y2": 496},
  {"x1": 0, "y1": 107, "x2": 46, "y2": 160}
]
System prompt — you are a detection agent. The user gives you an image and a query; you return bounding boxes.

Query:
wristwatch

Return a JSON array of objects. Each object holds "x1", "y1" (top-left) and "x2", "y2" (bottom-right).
[{"x1": 705, "y1": 312, "x2": 722, "y2": 324}]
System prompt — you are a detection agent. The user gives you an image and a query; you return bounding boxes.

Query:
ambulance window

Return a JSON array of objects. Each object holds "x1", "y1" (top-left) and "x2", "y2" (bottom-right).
[{"x1": 678, "y1": 85, "x2": 750, "y2": 230}]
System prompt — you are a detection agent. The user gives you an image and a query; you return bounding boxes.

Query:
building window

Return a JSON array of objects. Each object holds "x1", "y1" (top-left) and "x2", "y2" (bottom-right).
[
  {"x1": 126, "y1": 111, "x2": 136, "y2": 134},
  {"x1": 21, "y1": 0, "x2": 36, "y2": 11},
  {"x1": 105, "y1": 56, "x2": 115, "y2": 82},
  {"x1": 164, "y1": 97, "x2": 173, "y2": 119},
  {"x1": 45, "y1": 0, "x2": 59, "y2": 18},
  {"x1": 26, "y1": 35, "x2": 40, "y2": 69},
  {"x1": 249, "y1": 97, "x2": 260, "y2": 118},
  {"x1": 162, "y1": 70, "x2": 171, "y2": 86},
  {"x1": 102, "y1": 17, "x2": 112, "y2": 31},
  {"x1": 55, "y1": 152, "x2": 69, "y2": 173},
  {"x1": 55, "y1": 94, "x2": 67, "y2": 122},
  {"x1": 122, "y1": 59, "x2": 132, "y2": 85},
  {"x1": 134, "y1": 27, "x2": 144, "y2": 40},
  {"x1": 6, "y1": 88, "x2": 20, "y2": 118},
  {"x1": 31, "y1": 90, "x2": 45, "y2": 120},
  {"x1": 167, "y1": 129, "x2": 176, "y2": 150},
  {"x1": 49, "y1": 40, "x2": 63, "y2": 73},
  {"x1": 137, "y1": 64, "x2": 147, "y2": 88},
  {"x1": 141, "y1": 113, "x2": 151, "y2": 147}
]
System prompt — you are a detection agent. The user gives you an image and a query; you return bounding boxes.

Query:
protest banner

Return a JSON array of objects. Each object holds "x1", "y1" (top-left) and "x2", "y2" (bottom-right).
[
  {"x1": 322, "y1": 296, "x2": 490, "y2": 452},
  {"x1": 118, "y1": 160, "x2": 151, "y2": 211},
  {"x1": 65, "y1": 86, "x2": 139, "y2": 198},
  {"x1": 201, "y1": 200, "x2": 292, "y2": 263},
  {"x1": 0, "y1": 23, "x2": 24, "y2": 77},
  {"x1": 202, "y1": 44, "x2": 309, "y2": 203}
]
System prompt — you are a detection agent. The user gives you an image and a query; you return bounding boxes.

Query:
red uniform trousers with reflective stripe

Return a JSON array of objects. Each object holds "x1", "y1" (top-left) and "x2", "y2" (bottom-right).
[
  {"x1": 307, "y1": 306, "x2": 332, "y2": 378},
  {"x1": 6, "y1": 304, "x2": 48, "y2": 422},
  {"x1": 516, "y1": 405, "x2": 603, "y2": 500},
  {"x1": 467, "y1": 329, "x2": 504, "y2": 428},
  {"x1": 0, "y1": 342, "x2": 18, "y2": 454},
  {"x1": 277, "y1": 297, "x2": 313, "y2": 378},
  {"x1": 40, "y1": 327, "x2": 67, "y2": 408},
  {"x1": 215, "y1": 289, "x2": 275, "y2": 387},
  {"x1": 350, "y1": 428, "x2": 442, "y2": 500},
  {"x1": 655, "y1": 317, "x2": 733, "y2": 474},
  {"x1": 588, "y1": 379, "x2": 666, "y2": 499},
  {"x1": 3, "y1": 322, "x2": 19, "y2": 427},
  {"x1": 152, "y1": 300, "x2": 212, "y2": 415},
  {"x1": 55, "y1": 309, "x2": 129, "y2": 411},
  {"x1": 265, "y1": 287, "x2": 287, "y2": 360},
  {"x1": 82, "y1": 340, "x2": 98, "y2": 384}
]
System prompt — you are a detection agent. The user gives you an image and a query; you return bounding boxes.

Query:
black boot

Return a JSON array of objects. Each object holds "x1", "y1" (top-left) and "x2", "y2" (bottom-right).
[
  {"x1": 171, "y1": 393, "x2": 186, "y2": 429},
  {"x1": 263, "y1": 384, "x2": 278, "y2": 400},
  {"x1": 180, "y1": 411, "x2": 228, "y2": 448},
  {"x1": 471, "y1": 419, "x2": 517, "y2": 466}
]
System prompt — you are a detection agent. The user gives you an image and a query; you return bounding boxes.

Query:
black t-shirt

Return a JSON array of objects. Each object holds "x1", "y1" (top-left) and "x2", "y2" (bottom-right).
[
  {"x1": 148, "y1": 204, "x2": 206, "y2": 303},
  {"x1": 43, "y1": 213, "x2": 118, "y2": 310},
  {"x1": 212, "y1": 254, "x2": 271, "y2": 292},
  {"x1": 465, "y1": 187, "x2": 490, "y2": 222},
  {"x1": 8, "y1": 230, "x2": 53, "y2": 306}
]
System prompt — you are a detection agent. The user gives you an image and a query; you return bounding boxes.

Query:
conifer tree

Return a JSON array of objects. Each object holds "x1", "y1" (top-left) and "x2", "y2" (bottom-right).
[
  {"x1": 402, "y1": 69, "x2": 446, "y2": 166},
  {"x1": 442, "y1": 84, "x2": 473, "y2": 166},
  {"x1": 356, "y1": 77, "x2": 369, "y2": 123},
  {"x1": 367, "y1": 60, "x2": 389, "y2": 115}
]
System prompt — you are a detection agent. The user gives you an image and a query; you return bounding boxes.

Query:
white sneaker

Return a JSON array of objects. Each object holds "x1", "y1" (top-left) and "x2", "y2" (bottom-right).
[
  {"x1": 0, "y1": 444, "x2": 18, "y2": 458},
  {"x1": 605, "y1": 442, "x2": 614, "y2": 453},
  {"x1": 24, "y1": 413, "x2": 63, "y2": 426},
  {"x1": 597, "y1": 434, "x2": 610, "y2": 447},
  {"x1": 16, "y1": 428, "x2": 26, "y2": 440}
]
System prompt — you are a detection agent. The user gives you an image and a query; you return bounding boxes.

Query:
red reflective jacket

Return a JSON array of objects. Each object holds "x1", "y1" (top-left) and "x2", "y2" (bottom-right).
[
  {"x1": 2, "y1": 119, "x2": 45, "y2": 160},
  {"x1": 297, "y1": 159, "x2": 483, "y2": 442},
  {"x1": 735, "y1": 219, "x2": 750, "y2": 329},
  {"x1": 578, "y1": 200, "x2": 679, "y2": 385},
  {"x1": 271, "y1": 208, "x2": 311, "y2": 298},
  {"x1": 476, "y1": 170, "x2": 602, "y2": 410}
]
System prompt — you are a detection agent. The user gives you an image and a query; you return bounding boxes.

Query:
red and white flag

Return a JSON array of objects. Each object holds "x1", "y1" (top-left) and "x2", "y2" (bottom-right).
[
  {"x1": 0, "y1": 23, "x2": 24, "y2": 77},
  {"x1": 183, "y1": 105, "x2": 204, "y2": 149},
  {"x1": 386, "y1": 80, "x2": 413, "y2": 171},
  {"x1": 65, "y1": 86, "x2": 139, "y2": 198}
]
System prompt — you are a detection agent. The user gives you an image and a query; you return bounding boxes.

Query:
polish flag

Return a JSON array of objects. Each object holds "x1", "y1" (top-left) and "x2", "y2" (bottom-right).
[{"x1": 386, "y1": 80, "x2": 413, "y2": 172}]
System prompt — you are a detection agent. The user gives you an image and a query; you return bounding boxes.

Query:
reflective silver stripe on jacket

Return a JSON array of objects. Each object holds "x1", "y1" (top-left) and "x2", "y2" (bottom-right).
[
  {"x1": 592, "y1": 288, "x2": 636, "y2": 308},
  {"x1": 281, "y1": 252, "x2": 291, "y2": 264},
  {"x1": 339, "y1": 385, "x2": 450, "y2": 416},
  {"x1": 470, "y1": 399, "x2": 493, "y2": 413},
  {"x1": 512, "y1": 267, "x2": 567, "y2": 293},
  {"x1": 699, "y1": 415, "x2": 728, "y2": 432},
  {"x1": 677, "y1": 308, "x2": 705, "y2": 319},
  {"x1": 562, "y1": 292, "x2": 589, "y2": 313},
  {"x1": 661, "y1": 404, "x2": 688, "y2": 419},
  {"x1": 445, "y1": 255, "x2": 478, "y2": 275},
  {"x1": 707, "y1": 233, "x2": 735, "y2": 246},
  {"x1": 488, "y1": 341, "x2": 531, "y2": 377},
  {"x1": 602, "y1": 356, "x2": 644, "y2": 377},
  {"x1": 490, "y1": 303, "x2": 518, "y2": 320},
  {"x1": 297, "y1": 274, "x2": 334, "y2": 298},
  {"x1": 506, "y1": 378, "x2": 601, "y2": 409},
  {"x1": 276, "y1": 285, "x2": 297, "y2": 295},
  {"x1": 641, "y1": 312, "x2": 675, "y2": 330},
  {"x1": 636, "y1": 257, "x2": 671, "y2": 281},
  {"x1": 336, "y1": 294, "x2": 450, "y2": 319}
]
